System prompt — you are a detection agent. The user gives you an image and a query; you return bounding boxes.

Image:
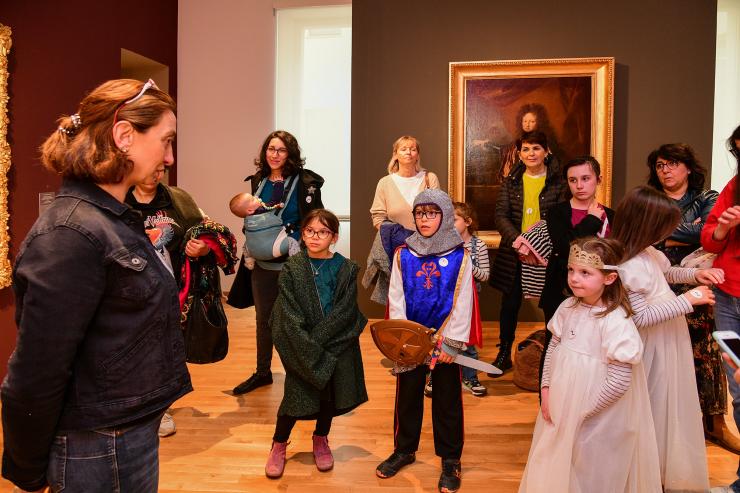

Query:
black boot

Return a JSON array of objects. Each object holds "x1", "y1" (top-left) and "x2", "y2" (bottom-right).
[{"x1": 488, "y1": 341, "x2": 513, "y2": 378}]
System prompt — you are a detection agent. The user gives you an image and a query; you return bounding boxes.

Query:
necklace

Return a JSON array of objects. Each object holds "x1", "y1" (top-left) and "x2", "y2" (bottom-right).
[
  {"x1": 310, "y1": 258, "x2": 328, "y2": 277},
  {"x1": 260, "y1": 199, "x2": 283, "y2": 211}
]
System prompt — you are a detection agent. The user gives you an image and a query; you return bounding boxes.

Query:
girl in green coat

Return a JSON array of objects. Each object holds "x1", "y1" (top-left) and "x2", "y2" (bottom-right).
[{"x1": 265, "y1": 209, "x2": 368, "y2": 479}]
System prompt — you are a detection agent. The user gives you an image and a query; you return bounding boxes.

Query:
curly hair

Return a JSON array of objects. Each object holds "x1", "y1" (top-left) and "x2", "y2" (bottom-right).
[
  {"x1": 40, "y1": 79, "x2": 176, "y2": 184},
  {"x1": 254, "y1": 130, "x2": 305, "y2": 178},
  {"x1": 646, "y1": 143, "x2": 707, "y2": 192},
  {"x1": 514, "y1": 103, "x2": 555, "y2": 139}
]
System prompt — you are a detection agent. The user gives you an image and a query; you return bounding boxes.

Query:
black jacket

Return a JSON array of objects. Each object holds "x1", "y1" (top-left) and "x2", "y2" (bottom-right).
[
  {"x1": 538, "y1": 200, "x2": 615, "y2": 317},
  {"x1": 2, "y1": 180, "x2": 192, "y2": 491},
  {"x1": 489, "y1": 161, "x2": 565, "y2": 294},
  {"x1": 228, "y1": 168, "x2": 325, "y2": 309}
]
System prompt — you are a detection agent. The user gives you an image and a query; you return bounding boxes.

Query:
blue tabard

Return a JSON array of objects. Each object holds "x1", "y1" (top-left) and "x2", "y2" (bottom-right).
[{"x1": 399, "y1": 246, "x2": 465, "y2": 332}]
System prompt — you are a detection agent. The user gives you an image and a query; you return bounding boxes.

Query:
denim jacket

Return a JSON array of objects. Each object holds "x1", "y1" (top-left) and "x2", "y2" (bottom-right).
[{"x1": 2, "y1": 180, "x2": 192, "y2": 491}]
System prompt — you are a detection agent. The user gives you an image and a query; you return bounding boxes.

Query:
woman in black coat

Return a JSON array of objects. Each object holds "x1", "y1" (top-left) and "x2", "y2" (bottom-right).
[{"x1": 488, "y1": 131, "x2": 565, "y2": 374}]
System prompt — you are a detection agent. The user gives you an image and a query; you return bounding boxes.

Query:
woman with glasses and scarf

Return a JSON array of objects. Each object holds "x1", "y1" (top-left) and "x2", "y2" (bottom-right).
[
  {"x1": 1, "y1": 79, "x2": 192, "y2": 493},
  {"x1": 646, "y1": 144, "x2": 736, "y2": 452},
  {"x1": 231, "y1": 130, "x2": 325, "y2": 396}
]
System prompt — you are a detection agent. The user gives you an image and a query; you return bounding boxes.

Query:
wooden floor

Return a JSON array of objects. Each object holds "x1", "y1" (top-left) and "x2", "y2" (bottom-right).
[{"x1": 1, "y1": 305, "x2": 738, "y2": 492}]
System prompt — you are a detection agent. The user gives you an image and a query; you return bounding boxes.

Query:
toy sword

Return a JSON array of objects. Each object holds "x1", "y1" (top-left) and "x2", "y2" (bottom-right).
[{"x1": 370, "y1": 319, "x2": 502, "y2": 375}]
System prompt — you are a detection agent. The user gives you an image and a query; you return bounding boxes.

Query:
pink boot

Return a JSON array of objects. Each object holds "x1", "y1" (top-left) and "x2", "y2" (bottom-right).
[
  {"x1": 312, "y1": 434, "x2": 334, "y2": 471},
  {"x1": 265, "y1": 440, "x2": 288, "y2": 478}
]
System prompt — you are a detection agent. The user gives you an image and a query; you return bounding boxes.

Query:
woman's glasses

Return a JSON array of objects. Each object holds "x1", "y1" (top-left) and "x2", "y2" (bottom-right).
[
  {"x1": 266, "y1": 146, "x2": 288, "y2": 157},
  {"x1": 303, "y1": 227, "x2": 333, "y2": 239},
  {"x1": 655, "y1": 160, "x2": 680, "y2": 172},
  {"x1": 414, "y1": 210, "x2": 441, "y2": 220}
]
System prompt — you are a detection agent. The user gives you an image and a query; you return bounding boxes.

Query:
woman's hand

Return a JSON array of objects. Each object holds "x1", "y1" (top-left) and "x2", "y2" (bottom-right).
[
  {"x1": 541, "y1": 387, "x2": 553, "y2": 424},
  {"x1": 682, "y1": 285, "x2": 715, "y2": 306},
  {"x1": 185, "y1": 239, "x2": 210, "y2": 257},
  {"x1": 714, "y1": 205, "x2": 740, "y2": 241},
  {"x1": 695, "y1": 268, "x2": 725, "y2": 286}
]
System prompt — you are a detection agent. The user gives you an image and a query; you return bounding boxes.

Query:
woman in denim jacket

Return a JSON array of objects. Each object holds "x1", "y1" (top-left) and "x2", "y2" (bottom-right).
[
  {"x1": 1, "y1": 79, "x2": 192, "y2": 493},
  {"x1": 646, "y1": 143, "x2": 736, "y2": 452}
]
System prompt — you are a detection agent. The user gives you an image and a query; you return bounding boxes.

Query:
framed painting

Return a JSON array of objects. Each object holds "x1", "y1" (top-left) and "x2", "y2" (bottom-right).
[
  {"x1": 448, "y1": 57, "x2": 614, "y2": 247},
  {"x1": 0, "y1": 24, "x2": 10, "y2": 289}
]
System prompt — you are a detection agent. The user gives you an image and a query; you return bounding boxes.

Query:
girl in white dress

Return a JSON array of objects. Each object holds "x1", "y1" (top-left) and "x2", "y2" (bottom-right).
[
  {"x1": 612, "y1": 186, "x2": 724, "y2": 492},
  {"x1": 520, "y1": 238, "x2": 662, "y2": 493}
]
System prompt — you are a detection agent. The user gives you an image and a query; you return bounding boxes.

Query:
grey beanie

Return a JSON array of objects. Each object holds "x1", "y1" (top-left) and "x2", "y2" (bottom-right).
[{"x1": 405, "y1": 189, "x2": 463, "y2": 256}]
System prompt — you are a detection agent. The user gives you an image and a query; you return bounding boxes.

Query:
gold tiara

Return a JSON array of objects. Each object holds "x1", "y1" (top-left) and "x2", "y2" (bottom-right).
[{"x1": 568, "y1": 243, "x2": 618, "y2": 270}]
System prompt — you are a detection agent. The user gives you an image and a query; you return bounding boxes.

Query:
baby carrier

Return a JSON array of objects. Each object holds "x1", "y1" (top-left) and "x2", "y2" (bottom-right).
[{"x1": 244, "y1": 174, "x2": 298, "y2": 261}]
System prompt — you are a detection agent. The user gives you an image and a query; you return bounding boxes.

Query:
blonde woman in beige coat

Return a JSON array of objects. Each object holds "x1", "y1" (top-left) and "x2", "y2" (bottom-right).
[{"x1": 370, "y1": 135, "x2": 440, "y2": 231}]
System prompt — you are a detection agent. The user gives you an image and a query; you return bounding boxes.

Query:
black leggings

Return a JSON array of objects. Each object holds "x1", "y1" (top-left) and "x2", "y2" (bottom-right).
[{"x1": 273, "y1": 400, "x2": 334, "y2": 442}]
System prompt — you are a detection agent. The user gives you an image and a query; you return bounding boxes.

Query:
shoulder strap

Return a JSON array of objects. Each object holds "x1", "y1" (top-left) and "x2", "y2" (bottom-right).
[
  {"x1": 424, "y1": 171, "x2": 430, "y2": 189},
  {"x1": 276, "y1": 174, "x2": 299, "y2": 218}
]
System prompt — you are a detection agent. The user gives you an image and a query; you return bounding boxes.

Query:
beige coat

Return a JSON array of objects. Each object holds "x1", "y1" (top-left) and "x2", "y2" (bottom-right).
[{"x1": 369, "y1": 171, "x2": 440, "y2": 230}]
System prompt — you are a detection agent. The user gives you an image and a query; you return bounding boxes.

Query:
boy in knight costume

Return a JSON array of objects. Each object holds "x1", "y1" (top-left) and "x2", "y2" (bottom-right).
[{"x1": 376, "y1": 189, "x2": 476, "y2": 493}]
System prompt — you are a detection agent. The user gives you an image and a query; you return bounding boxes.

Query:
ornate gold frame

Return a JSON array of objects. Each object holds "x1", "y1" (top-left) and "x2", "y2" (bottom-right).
[
  {"x1": 448, "y1": 57, "x2": 614, "y2": 247},
  {"x1": 0, "y1": 24, "x2": 10, "y2": 289}
]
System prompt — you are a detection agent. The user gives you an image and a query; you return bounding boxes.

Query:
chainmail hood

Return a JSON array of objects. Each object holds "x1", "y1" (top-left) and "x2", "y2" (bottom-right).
[{"x1": 405, "y1": 189, "x2": 463, "y2": 256}]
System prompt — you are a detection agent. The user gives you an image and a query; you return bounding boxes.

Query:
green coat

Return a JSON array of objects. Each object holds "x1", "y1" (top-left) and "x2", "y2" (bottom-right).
[{"x1": 271, "y1": 251, "x2": 368, "y2": 417}]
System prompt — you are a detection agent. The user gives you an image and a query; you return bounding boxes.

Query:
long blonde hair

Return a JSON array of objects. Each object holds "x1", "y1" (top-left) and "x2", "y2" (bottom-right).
[{"x1": 387, "y1": 135, "x2": 423, "y2": 174}]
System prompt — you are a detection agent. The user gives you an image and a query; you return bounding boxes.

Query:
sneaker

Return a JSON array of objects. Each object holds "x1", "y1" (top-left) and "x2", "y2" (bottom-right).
[
  {"x1": 438, "y1": 458, "x2": 461, "y2": 493},
  {"x1": 424, "y1": 375, "x2": 433, "y2": 398},
  {"x1": 462, "y1": 378, "x2": 487, "y2": 397},
  {"x1": 265, "y1": 440, "x2": 288, "y2": 478},
  {"x1": 376, "y1": 451, "x2": 416, "y2": 478},
  {"x1": 158, "y1": 412, "x2": 176, "y2": 437},
  {"x1": 312, "y1": 434, "x2": 334, "y2": 471},
  {"x1": 232, "y1": 371, "x2": 273, "y2": 395}
]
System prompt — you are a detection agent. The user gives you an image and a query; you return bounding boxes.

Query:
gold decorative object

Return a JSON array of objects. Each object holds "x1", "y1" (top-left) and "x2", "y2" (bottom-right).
[
  {"x1": 448, "y1": 57, "x2": 614, "y2": 248},
  {"x1": 0, "y1": 24, "x2": 11, "y2": 289}
]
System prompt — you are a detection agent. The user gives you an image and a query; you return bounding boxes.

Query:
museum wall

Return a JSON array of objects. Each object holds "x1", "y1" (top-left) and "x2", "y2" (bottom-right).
[
  {"x1": 0, "y1": 0, "x2": 178, "y2": 378},
  {"x1": 351, "y1": 0, "x2": 718, "y2": 319}
]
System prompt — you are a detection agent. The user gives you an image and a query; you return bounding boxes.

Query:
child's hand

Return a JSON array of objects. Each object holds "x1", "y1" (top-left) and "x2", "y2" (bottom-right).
[
  {"x1": 541, "y1": 387, "x2": 553, "y2": 424},
  {"x1": 437, "y1": 350, "x2": 455, "y2": 364},
  {"x1": 695, "y1": 268, "x2": 725, "y2": 286},
  {"x1": 682, "y1": 285, "x2": 715, "y2": 306}
]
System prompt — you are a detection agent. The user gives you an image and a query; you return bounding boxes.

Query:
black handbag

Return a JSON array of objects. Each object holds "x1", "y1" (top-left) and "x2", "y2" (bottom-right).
[
  {"x1": 183, "y1": 292, "x2": 229, "y2": 364},
  {"x1": 226, "y1": 255, "x2": 254, "y2": 309}
]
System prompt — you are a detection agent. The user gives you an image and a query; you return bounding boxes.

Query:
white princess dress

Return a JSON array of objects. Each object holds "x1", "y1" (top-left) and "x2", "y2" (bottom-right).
[
  {"x1": 619, "y1": 247, "x2": 709, "y2": 492},
  {"x1": 519, "y1": 301, "x2": 661, "y2": 493}
]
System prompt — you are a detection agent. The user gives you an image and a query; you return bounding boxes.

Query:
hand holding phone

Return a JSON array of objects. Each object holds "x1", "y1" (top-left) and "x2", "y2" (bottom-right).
[{"x1": 713, "y1": 331, "x2": 740, "y2": 368}]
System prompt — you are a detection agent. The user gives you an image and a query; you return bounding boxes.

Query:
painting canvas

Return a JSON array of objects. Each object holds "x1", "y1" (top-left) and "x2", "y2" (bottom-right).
[{"x1": 448, "y1": 58, "x2": 614, "y2": 247}]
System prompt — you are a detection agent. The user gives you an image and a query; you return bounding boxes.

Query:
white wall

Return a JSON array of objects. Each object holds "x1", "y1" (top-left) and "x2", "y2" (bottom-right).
[{"x1": 178, "y1": 0, "x2": 349, "y2": 288}]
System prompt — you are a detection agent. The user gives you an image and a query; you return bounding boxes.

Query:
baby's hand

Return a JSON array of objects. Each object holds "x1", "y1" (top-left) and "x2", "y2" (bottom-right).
[{"x1": 244, "y1": 256, "x2": 256, "y2": 270}]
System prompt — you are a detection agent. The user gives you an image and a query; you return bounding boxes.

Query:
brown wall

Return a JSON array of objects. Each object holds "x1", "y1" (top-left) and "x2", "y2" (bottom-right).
[
  {"x1": 0, "y1": 0, "x2": 178, "y2": 378},
  {"x1": 351, "y1": 0, "x2": 718, "y2": 320}
]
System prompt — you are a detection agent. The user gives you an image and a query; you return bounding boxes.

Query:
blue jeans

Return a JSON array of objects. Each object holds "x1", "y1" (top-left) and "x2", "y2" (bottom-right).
[
  {"x1": 47, "y1": 412, "x2": 162, "y2": 493},
  {"x1": 461, "y1": 345, "x2": 479, "y2": 381},
  {"x1": 715, "y1": 287, "x2": 740, "y2": 491}
]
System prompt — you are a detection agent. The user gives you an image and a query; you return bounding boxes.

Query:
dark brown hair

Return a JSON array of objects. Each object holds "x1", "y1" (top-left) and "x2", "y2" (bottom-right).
[
  {"x1": 516, "y1": 130, "x2": 548, "y2": 152},
  {"x1": 646, "y1": 143, "x2": 707, "y2": 192},
  {"x1": 254, "y1": 130, "x2": 305, "y2": 178},
  {"x1": 453, "y1": 201, "x2": 478, "y2": 235},
  {"x1": 40, "y1": 79, "x2": 176, "y2": 184},
  {"x1": 611, "y1": 185, "x2": 681, "y2": 260},
  {"x1": 729, "y1": 124, "x2": 740, "y2": 205},
  {"x1": 301, "y1": 208, "x2": 340, "y2": 235},
  {"x1": 562, "y1": 155, "x2": 601, "y2": 180},
  {"x1": 568, "y1": 237, "x2": 633, "y2": 318}
]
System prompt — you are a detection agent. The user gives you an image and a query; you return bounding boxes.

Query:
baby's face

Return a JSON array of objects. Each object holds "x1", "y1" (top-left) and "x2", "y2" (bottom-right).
[{"x1": 244, "y1": 196, "x2": 261, "y2": 214}]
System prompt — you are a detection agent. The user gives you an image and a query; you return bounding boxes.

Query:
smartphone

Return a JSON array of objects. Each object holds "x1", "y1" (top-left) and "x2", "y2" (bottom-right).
[{"x1": 713, "y1": 331, "x2": 740, "y2": 367}]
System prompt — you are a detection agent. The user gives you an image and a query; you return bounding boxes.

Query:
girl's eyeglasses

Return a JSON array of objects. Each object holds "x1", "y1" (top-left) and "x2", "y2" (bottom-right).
[{"x1": 303, "y1": 227, "x2": 333, "y2": 239}]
